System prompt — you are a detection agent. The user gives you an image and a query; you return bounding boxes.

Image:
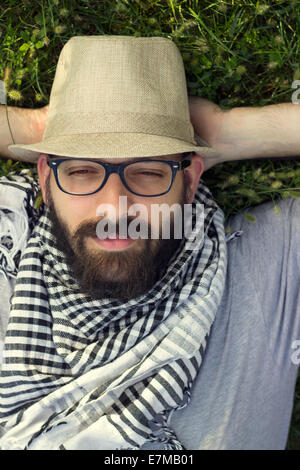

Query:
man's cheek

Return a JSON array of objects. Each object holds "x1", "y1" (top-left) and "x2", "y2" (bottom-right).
[
  {"x1": 58, "y1": 209, "x2": 84, "y2": 238},
  {"x1": 148, "y1": 205, "x2": 183, "y2": 240}
]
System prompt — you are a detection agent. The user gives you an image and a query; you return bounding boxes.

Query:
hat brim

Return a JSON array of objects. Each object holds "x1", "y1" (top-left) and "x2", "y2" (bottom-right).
[{"x1": 8, "y1": 133, "x2": 219, "y2": 163}]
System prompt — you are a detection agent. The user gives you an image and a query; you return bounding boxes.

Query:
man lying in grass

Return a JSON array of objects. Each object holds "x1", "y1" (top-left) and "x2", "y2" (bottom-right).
[{"x1": 0, "y1": 35, "x2": 299, "y2": 451}]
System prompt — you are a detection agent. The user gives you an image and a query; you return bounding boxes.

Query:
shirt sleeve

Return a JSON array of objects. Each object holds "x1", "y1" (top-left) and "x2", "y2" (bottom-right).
[{"x1": 226, "y1": 196, "x2": 300, "y2": 370}]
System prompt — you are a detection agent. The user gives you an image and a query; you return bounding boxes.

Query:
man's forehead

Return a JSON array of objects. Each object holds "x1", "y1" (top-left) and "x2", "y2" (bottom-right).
[{"x1": 47, "y1": 153, "x2": 186, "y2": 163}]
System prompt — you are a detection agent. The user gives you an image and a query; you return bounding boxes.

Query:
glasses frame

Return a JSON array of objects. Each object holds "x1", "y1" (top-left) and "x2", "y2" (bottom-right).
[{"x1": 47, "y1": 155, "x2": 192, "y2": 197}]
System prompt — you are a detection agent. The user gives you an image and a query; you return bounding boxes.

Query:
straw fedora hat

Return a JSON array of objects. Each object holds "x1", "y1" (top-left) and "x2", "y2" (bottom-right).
[{"x1": 9, "y1": 35, "x2": 219, "y2": 163}]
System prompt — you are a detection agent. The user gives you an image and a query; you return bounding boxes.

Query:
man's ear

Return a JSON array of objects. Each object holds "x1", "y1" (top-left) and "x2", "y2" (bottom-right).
[
  {"x1": 183, "y1": 153, "x2": 205, "y2": 203},
  {"x1": 37, "y1": 153, "x2": 51, "y2": 205}
]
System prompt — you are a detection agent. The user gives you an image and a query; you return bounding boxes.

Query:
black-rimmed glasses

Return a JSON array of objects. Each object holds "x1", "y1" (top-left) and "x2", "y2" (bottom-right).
[{"x1": 47, "y1": 155, "x2": 192, "y2": 197}]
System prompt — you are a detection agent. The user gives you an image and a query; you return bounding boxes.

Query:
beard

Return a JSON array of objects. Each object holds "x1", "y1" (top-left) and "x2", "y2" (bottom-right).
[{"x1": 45, "y1": 178, "x2": 188, "y2": 302}]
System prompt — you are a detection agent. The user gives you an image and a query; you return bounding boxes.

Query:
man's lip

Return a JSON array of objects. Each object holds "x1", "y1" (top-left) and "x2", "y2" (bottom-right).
[{"x1": 91, "y1": 236, "x2": 135, "y2": 250}]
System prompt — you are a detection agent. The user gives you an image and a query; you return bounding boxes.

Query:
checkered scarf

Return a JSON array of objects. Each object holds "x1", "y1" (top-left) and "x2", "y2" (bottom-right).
[{"x1": 0, "y1": 180, "x2": 229, "y2": 450}]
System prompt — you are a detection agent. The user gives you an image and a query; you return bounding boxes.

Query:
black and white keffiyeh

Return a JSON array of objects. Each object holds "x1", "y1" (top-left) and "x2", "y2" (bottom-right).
[{"x1": 0, "y1": 179, "x2": 234, "y2": 450}]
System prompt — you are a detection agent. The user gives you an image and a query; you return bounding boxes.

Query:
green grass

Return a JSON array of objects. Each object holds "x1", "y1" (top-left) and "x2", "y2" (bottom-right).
[{"x1": 0, "y1": 0, "x2": 300, "y2": 449}]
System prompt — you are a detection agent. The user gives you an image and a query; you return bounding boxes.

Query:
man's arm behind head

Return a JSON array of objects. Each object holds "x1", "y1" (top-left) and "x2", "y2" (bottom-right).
[{"x1": 0, "y1": 104, "x2": 48, "y2": 161}]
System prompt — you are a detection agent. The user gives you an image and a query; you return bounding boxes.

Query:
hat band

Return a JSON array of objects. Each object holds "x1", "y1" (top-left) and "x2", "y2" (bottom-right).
[{"x1": 44, "y1": 112, "x2": 195, "y2": 143}]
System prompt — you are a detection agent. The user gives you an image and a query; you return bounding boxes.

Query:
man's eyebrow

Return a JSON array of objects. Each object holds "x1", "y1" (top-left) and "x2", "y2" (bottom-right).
[{"x1": 47, "y1": 153, "x2": 190, "y2": 161}]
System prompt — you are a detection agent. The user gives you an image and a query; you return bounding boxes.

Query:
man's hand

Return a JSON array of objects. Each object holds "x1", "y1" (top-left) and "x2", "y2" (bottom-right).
[
  {"x1": 30, "y1": 105, "x2": 49, "y2": 145},
  {"x1": 0, "y1": 105, "x2": 48, "y2": 160},
  {"x1": 188, "y1": 97, "x2": 227, "y2": 171},
  {"x1": 188, "y1": 96, "x2": 253, "y2": 171}
]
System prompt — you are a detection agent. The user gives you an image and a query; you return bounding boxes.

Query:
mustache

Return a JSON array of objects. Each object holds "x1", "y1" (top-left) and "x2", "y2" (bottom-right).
[{"x1": 73, "y1": 215, "x2": 151, "y2": 240}]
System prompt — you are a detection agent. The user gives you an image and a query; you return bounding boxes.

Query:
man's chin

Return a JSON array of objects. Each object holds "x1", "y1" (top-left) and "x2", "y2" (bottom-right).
[
  {"x1": 83, "y1": 246, "x2": 137, "y2": 283},
  {"x1": 69, "y1": 238, "x2": 160, "y2": 301}
]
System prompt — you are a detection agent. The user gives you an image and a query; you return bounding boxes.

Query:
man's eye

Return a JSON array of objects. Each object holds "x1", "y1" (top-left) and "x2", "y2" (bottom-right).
[
  {"x1": 134, "y1": 170, "x2": 164, "y2": 177},
  {"x1": 68, "y1": 168, "x2": 97, "y2": 176}
]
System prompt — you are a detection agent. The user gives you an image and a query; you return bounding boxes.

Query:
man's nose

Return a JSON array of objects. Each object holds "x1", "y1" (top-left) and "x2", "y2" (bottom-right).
[{"x1": 95, "y1": 173, "x2": 134, "y2": 214}]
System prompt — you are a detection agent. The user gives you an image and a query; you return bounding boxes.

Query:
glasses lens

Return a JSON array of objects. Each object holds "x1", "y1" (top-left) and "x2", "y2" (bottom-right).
[
  {"x1": 58, "y1": 160, "x2": 105, "y2": 194},
  {"x1": 124, "y1": 161, "x2": 173, "y2": 196}
]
